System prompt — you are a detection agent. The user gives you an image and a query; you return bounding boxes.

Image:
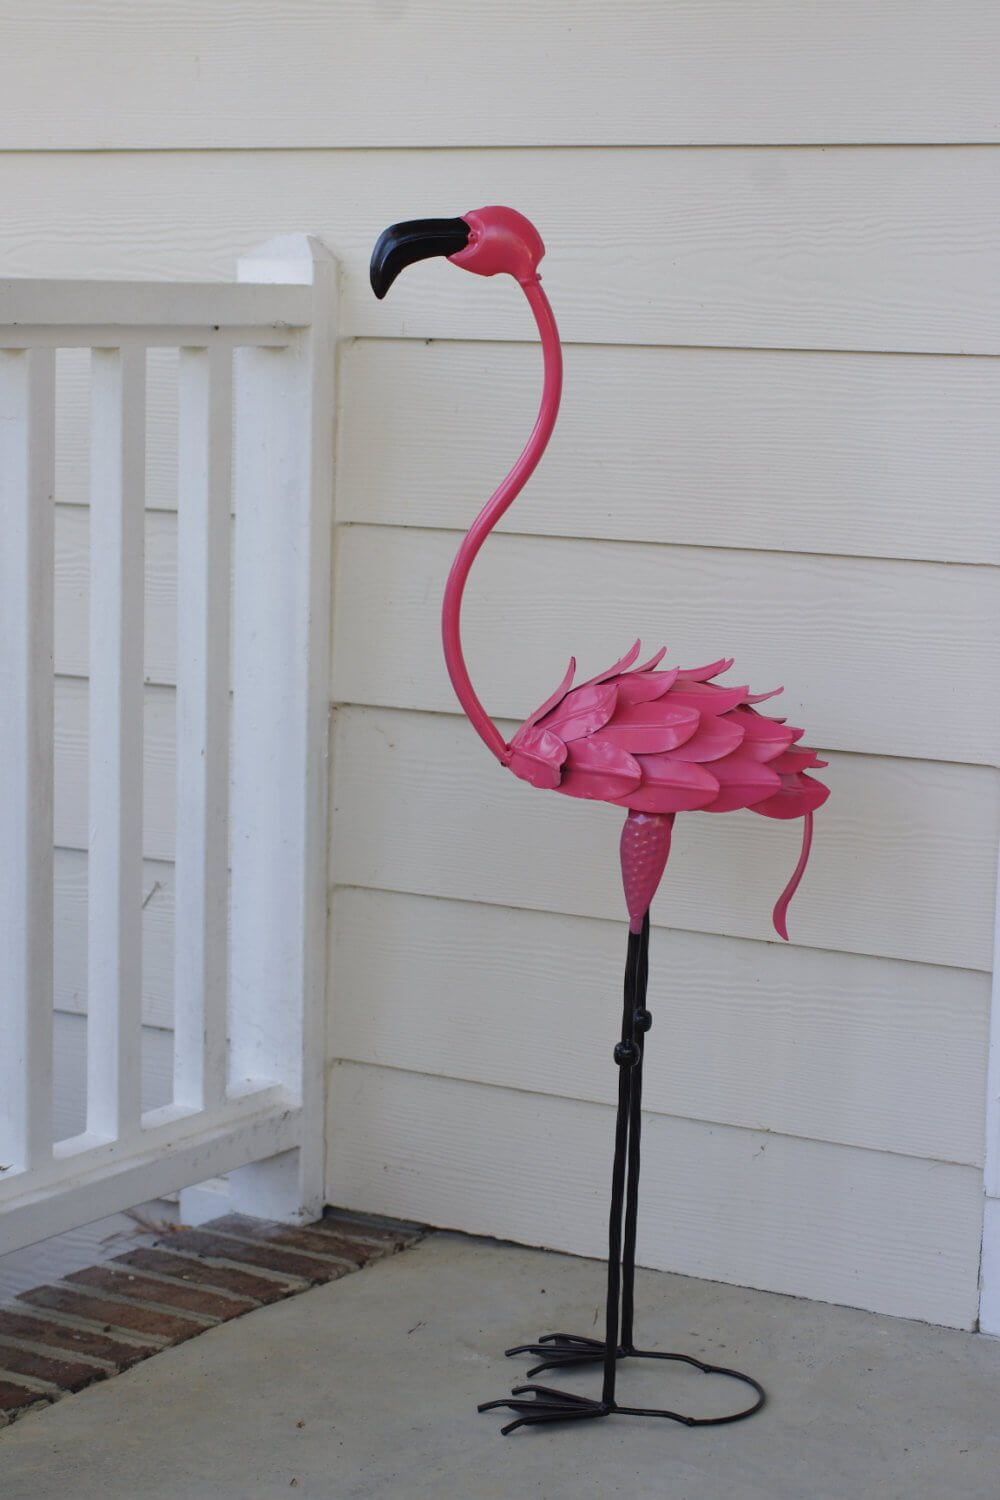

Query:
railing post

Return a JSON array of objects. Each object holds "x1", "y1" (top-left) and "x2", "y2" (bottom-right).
[{"x1": 223, "y1": 236, "x2": 336, "y2": 1222}]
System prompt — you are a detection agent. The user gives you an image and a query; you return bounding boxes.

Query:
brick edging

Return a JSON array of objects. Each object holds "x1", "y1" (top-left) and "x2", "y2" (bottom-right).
[{"x1": 0, "y1": 1210, "x2": 425, "y2": 1429}]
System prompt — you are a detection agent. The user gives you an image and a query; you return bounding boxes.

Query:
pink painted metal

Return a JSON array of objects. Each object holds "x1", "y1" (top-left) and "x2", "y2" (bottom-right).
[
  {"x1": 620, "y1": 813, "x2": 675, "y2": 935},
  {"x1": 438, "y1": 205, "x2": 828, "y2": 940},
  {"x1": 441, "y1": 212, "x2": 560, "y2": 765}
]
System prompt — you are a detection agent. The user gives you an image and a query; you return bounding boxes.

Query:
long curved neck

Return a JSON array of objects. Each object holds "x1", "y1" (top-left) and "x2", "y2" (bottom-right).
[{"x1": 441, "y1": 277, "x2": 563, "y2": 761}]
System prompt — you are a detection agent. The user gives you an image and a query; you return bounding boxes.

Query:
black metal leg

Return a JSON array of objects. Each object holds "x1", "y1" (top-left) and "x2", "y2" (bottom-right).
[
  {"x1": 620, "y1": 912, "x2": 650, "y2": 1354},
  {"x1": 499, "y1": 922, "x2": 643, "y2": 1385},
  {"x1": 479, "y1": 915, "x2": 767, "y2": 1435},
  {"x1": 599, "y1": 914, "x2": 645, "y2": 1405}
]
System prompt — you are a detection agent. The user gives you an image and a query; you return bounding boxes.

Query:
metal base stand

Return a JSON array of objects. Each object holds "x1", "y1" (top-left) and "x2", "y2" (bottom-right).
[{"x1": 478, "y1": 914, "x2": 767, "y2": 1435}]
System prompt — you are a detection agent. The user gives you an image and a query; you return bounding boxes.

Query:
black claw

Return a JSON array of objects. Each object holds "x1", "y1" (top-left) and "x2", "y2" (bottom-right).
[
  {"x1": 526, "y1": 1354, "x2": 593, "y2": 1377},
  {"x1": 479, "y1": 1382, "x2": 609, "y2": 1435},
  {"x1": 521, "y1": 1384, "x2": 604, "y2": 1406},
  {"x1": 506, "y1": 1331, "x2": 622, "y2": 1376},
  {"x1": 506, "y1": 1332, "x2": 607, "y2": 1357},
  {"x1": 547, "y1": 1333, "x2": 604, "y2": 1349}
]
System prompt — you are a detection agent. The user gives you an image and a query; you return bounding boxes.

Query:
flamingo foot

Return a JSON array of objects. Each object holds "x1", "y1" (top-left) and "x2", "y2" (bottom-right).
[
  {"x1": 504, "y1": 1331, "x2": 617, "y2": 1378},
  {"x1": 493, "y1": 1336, "x2": 768, "y2": 1431},
  {"x1": 477, "y1": 1383, "x2": 609, "y2": 1435}
]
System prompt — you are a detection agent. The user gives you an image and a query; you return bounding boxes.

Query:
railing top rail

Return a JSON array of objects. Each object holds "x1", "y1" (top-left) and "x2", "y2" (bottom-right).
[
  {"x1": 0, "y1": 326, "x2": 303, "y2": 349},
  {"x1": 0, "y1": 278, "x2": 313, "y2": 332}
]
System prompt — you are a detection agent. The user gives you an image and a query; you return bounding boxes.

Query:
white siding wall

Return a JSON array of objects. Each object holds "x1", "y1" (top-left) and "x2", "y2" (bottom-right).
[{"x1": 7, "y1": 1, "x2": 997, "y2": 1328}]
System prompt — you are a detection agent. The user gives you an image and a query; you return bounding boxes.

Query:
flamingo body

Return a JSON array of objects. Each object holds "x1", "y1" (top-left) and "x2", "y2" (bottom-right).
[
  {"x1": 507, "y1": 638, "x2": 828, "y2": 823},
  {"x1": 369, "y1": 205, "x2": 830, "y2": 942}
]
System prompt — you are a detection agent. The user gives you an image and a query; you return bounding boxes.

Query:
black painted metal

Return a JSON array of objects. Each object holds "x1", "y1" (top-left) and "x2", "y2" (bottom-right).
[
  {"x1": 620, "y1": 916, "x2": 649, "y2": 1355},
  {"x1": 369, "y1": 217, "x2": 470, "y2": 299},
  {"x1": 478, "y1": 915, "x2": 767, "y2": 1435}
]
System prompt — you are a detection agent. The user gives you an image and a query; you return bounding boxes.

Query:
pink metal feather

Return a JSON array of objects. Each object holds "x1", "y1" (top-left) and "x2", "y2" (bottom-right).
[{"x1": 434, "y1": 205, "x2": 828, "y2": 938}]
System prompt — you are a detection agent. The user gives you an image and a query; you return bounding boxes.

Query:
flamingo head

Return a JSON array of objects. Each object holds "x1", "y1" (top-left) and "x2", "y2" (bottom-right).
[{"x1": 370, "y1": 206, "x2": 545, "y2": 299}]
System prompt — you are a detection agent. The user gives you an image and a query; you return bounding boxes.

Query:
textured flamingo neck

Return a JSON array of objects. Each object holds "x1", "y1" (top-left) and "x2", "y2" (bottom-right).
[{"x1": 441, "y1": 278, "x2": 563, "y2": 761}]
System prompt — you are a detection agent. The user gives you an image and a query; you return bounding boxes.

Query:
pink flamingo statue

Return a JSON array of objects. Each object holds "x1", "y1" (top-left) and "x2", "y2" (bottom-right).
[{"x1": 371, "y1": 207, "x2": 829, "y2": 1435}]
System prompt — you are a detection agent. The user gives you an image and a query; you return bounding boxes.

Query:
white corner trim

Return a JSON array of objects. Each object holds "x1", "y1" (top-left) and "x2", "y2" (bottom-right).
[
  {"x1": 981, "y1": 1199, "x2": 1000, "y2": 1336},
  {"x1": 979, "y1": 839, "x2": 1000, "y2": 1332}
]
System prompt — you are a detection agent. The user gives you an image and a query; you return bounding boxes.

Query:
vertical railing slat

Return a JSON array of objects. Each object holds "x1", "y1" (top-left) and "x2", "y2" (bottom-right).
[
  {"x1": 0, "y1": 347, "x2": 56, "y2": 1170},
  {"x1": 87, "y1": 346, "x2": 146, "y2": 1140},
  {"x1": 174, "y1": 345, "x2": 232, "y2": 1110}
]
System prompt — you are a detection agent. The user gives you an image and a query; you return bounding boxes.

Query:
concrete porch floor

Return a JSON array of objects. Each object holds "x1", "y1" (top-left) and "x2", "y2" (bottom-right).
[{"x1": 1, "y1": 1231, "x2": 998, "y2": 1500}]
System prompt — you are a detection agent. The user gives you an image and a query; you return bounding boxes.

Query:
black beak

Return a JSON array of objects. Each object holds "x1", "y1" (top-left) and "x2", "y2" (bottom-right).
[{"x1": 370, "y1": 217, "x2": 471, "y2": 299}]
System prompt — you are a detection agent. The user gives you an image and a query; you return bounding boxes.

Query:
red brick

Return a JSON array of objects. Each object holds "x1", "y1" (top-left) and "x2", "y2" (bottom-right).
[
  {"x1": 0, "y1": 1342, "x2": 104, "y2": 1394},
  {"x1": 206, "y1": 1215, "x2": 374, "y2": 1266},
  {"x1": 273, "y1": 1227, "x2": 376, "y2": 1263},
  {"x1": 319, "y1": 1212, "x2": 424, "y2": 1251},
  {"x1": 0, "y1": 1381, "x2": 50, "y2": 1418},
  {"x1": 19, "y1": 1285, "x2": 206, "y2": 1343},
  {"x1": 0, "y1": 1309, "x2": 155, "y2": 1369},
  {"x1": 112, "y1": 1248, "x2": 289, "y2": 1306},
  {"x1": 159, "y1": 1229, "x2": 352, "y2": 1284},
  {"x1": 0, "y1": 1214, "x2": 422, "y2": 1426},
  {"x1": 66, "y1": 1266, "x2": 256, "y2": 1321}
]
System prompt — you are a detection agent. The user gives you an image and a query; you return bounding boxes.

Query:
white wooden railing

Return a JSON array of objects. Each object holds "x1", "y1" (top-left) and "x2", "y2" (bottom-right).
[{"x1": 0, "y1": 237, "x2": 336, "y2": 1253}]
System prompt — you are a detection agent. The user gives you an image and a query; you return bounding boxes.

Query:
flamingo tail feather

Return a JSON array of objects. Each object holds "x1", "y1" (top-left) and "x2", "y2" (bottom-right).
[{"x1": 772, "y1": 811, "x2": 813, "y2": 942}]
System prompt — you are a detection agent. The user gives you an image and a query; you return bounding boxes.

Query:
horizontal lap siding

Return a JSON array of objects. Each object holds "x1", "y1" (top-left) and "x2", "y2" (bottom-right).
[
  {"x1": 327, "y1": 1064, "x2": 983, "y2": 1329},
  {"x1": 55, "y1": 502, "x2": 999, "y2": 745},
  {"x1": 302, "y1": 125, "x2": 997, "y2": 1323},
  {"x1": 330, "y1": 889, "x2": 989, "y2": 1168},
  {"x1": 54, "y1": 347, "x2": 179, "y2": 512},
  {"x1": 4, "y1": 2, "x2": 999, "y2": 147},
  {"x1": 55, "y1": 505, "x2": 180, "y2": 684},
  {"x1": 54, "y1": 679, "x2": 175, "y2": 861},
  {"x1": 332, "y1": 525, "x2": 1000, "y2": 765},
  {"x1": 52, "y1": 1012, "x2": 172, "y2": 1144},
  {"x1": 339, "y1": 340, "x2": 1000, "y2": 566},
  {"x1": 50, "y1": 680, "x2": 178, "y2": 1076},
  {"x1": 54, "y1": 851, "x2": 174, "y2": 1030},
  {"x1": 0, "y1": 150, "x2": 999, "y2": 351},
  {"x1": 330, "y1": 707, "x2": 996, "y2": 972}
]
